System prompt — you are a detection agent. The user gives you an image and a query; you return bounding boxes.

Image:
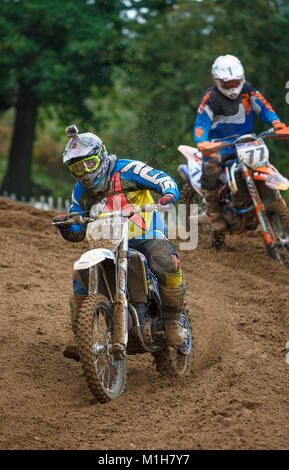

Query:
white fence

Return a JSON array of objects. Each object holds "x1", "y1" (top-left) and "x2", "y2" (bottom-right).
[{"x1": 0, "y1": 191, "x2": 70, "y2": 212}]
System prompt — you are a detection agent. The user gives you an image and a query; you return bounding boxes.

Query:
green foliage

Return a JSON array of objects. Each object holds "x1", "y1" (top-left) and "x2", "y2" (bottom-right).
[
  {"x1": 0, "y1": 0, "x2": 126, "y2": 116},
  {"x1": 1, "y1": 0, "x2": 289, "y2": 198},
  {"x1": 88, "y1": 0, "x2": 289, "y2": 186},
  {"x1": 31, "y1": 161, "x2": 73, "y2": 200},
  {"x1": 0, "y1": 0, "x2": 129, "y2": 196}
]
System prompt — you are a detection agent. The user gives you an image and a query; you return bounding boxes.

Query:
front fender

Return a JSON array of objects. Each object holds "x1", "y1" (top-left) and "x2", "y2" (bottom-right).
[
  {"x1": 253, "y1": 166, "x2": 289, "y2": 191},
  {"x1": 74, "y1": 248, "x2": 115, "y2": 270},
  {"x1": 177, "y1": 146, "x2": 203, "y2": 196},
  {"x1": 177, "y1": 145, "x2": 202, "y2": 162}
]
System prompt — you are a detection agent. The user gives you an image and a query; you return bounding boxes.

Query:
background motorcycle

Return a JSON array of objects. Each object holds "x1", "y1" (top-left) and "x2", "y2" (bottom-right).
[
  {"x1": 54, "y1": 204, "x2": 192, "y2": 403},
  {"x1": 178, "y1": 126, "x2": 289, "y2": 265}
]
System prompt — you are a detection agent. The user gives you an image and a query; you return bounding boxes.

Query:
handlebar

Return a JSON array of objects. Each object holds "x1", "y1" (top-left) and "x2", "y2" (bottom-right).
[
  {"x1": 199, "y1": 126, "x2": 288, "y2": 154},
  {"x1": 52, "y1": 203, "x2": 173, "y2": 227}
]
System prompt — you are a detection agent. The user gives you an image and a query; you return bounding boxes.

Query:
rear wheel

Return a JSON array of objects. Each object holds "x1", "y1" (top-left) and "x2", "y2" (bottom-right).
[
  {"x1": 76, "y1": 294, "x2": 126, "y2": 403},
  {"x1": 153, "y1": 311, "x2": 192, "y2": 377}
]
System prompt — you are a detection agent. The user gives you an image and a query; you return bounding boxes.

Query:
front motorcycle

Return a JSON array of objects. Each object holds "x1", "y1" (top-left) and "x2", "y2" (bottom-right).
[
  {"x1": 53, "y1": 204, "x2": 192, "y2": 403},
  {"x1": 178, "y1": 126, "x2": 289, "y2": 265}
]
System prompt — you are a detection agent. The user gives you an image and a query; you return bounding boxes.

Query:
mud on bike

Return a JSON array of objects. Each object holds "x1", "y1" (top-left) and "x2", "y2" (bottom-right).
[{"x1": 53, "y1": 204, "x2": 192, "y2": 403}]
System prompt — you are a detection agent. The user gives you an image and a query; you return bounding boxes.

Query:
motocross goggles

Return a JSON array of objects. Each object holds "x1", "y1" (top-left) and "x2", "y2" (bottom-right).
[
  {"x1": 220, "y1": 79, "x2": 242, "y2": 90},
  {"x1": 68, "y1": 154, "x2": 102, "y2": 177}
]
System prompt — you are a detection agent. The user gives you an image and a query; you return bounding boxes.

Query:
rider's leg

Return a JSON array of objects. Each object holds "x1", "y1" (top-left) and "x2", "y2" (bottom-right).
[
  {"x1": 229, "y1": 169, "x2": 252, "y2": 230},
  {"x1": 201, "y1": 151, "x2": 227, "y2": 232},
  {"x1": 232, "y1": 170, "x2": 251, "y2": 209},
  {"x1": 63, "y1": 269, "x2": 89, "y2": 361},
  {"x1": 129, "y1": 238, "x2": 186, "y2": 348}
]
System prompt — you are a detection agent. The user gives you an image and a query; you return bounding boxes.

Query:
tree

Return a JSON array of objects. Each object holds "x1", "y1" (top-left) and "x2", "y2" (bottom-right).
[
  {"x1": 0, "y1": 0, "x2": 126, "y2": 198},
  {"x1": 95, "y1": 0, "x2": 289, "y2": 182}
]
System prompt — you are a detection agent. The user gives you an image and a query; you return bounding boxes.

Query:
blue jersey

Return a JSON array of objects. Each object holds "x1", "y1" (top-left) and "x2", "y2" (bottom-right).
[
  {"x1": 194, "y1": 82, "x2": 280, "y2": 154},
  {"x1": 60, "y1": 158, "x2": 179, "y2": 242}
]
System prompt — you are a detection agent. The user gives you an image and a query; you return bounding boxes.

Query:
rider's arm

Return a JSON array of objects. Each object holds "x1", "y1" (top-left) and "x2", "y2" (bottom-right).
[
  {"x1": 193, "y1": 90, "x2": 214, "y2": 145},
  {"x1": 58, "y1": 183, "x2": 87, "y2": 242},
  {"x1": 116, "y1": 160, "x2": 179, "y2": 202},
  {"x1": 248, "y1": 83, "x2": 281, "y2": 126}
]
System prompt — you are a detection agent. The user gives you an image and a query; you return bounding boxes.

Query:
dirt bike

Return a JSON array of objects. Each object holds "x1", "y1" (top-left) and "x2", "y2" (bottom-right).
[
  {"x1": 178, "y1": 126, "x2": 289, "y2": 265},
  {"x1": 53, "y1": 204, "x2": 192, "y2": 403}
]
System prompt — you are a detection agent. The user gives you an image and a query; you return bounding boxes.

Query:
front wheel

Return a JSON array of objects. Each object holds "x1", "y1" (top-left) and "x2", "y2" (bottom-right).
[
  {"x1": 76, "y1": 294, "x2": 126, "y2": 403},
  {"x1": 266, "y1": 199, "x2": 289, "y2": 265},
  {"x1": 179, "y1": 183, "x2": 203, "y2": 232}
]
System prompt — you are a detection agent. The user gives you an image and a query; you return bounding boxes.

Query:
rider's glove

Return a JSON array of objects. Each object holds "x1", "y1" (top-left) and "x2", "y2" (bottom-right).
[
  {"x1": 197, "y1": 141, "x2": 218, "y2": 154},
  {"x1": 272, "y1": 120, "x2": 287, "y2": 131},
  {"x1": 53, "y1": 214, "x2": 71, "y2": 230},
  {"x1": 157, "y1": 194, "x2": 176, "y2": 209},
  {"x1": 197, "y1": 141, "x2": 210, "y2": 151}
]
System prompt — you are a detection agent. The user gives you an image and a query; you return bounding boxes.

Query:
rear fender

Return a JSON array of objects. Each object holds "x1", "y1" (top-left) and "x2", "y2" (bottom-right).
[{"x1": 253, "y1": 165, "x2": 289, "y2": 191}]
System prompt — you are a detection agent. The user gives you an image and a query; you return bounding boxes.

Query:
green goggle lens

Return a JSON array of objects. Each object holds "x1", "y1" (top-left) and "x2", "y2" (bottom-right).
[{"x1": 68, "y1": 155, "x2": 101, "y2": 176}]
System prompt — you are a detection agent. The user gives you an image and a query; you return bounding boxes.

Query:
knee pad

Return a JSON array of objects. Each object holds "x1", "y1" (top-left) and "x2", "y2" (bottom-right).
[
  {"x1": 149, "y1": 240, "x2": 183, "y2": 287},
  {"x1": 201, "y1": 172, "x2": 219, "y2": 191},
  {"x1": 201, "y1": 154, "x2": 220, "y2": 190}
]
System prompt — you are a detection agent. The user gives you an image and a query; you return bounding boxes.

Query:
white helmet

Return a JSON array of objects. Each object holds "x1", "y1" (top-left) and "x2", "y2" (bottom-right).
[{"x1": 211, "y1": 55, "x2": 245, "y2": 100}]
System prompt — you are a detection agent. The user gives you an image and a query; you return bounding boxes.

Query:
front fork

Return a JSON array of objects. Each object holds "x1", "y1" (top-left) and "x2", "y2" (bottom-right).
[
  {"x1": 240, "y1": 163, "x2": 282, "y2": 262},
  {"x1": 112, "y1": 224, "x2": 129, "y2": 359}
]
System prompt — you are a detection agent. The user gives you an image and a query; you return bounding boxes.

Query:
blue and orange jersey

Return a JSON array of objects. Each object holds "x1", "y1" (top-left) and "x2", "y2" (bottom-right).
[
  {"x1": 194, "y1": 82, "x2": 280, "y2": 154},
  {"x1": 59, "y1": 158, "x2": 179, "y2": 242}
]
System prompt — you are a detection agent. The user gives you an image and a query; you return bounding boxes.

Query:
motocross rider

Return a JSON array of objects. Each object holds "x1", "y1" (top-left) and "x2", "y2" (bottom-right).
[
  {"x1": 54, "y1": 125, "x2": 186, "y2": 358},
  {"x1": 194, "y1": 54, "x2": 287, "y2": 232}
]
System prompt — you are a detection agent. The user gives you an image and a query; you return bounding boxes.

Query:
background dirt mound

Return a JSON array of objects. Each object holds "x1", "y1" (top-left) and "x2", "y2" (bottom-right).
[{"x1": 1, "y1": 198, "x2": 289, "y2": 450}]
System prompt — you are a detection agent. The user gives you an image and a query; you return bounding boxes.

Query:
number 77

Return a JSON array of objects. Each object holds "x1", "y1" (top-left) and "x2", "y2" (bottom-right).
[{"x1": 245, "y1": 146, "x2": 264, "y2": 163}]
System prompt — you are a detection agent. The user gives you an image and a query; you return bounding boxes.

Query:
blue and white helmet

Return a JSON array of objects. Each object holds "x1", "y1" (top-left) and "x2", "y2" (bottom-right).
[
  {"x1": 62, "y1": 125, "x2": 106, "y2": 164},
  {"x1": 62, "y1": 125, "x2": 111, "y2": 192}
]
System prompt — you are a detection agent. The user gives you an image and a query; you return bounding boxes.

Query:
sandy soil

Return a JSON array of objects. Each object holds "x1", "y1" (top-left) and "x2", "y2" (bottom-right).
[{"x1": 1, "y1": 197, "x2": 289, "y2": 450}]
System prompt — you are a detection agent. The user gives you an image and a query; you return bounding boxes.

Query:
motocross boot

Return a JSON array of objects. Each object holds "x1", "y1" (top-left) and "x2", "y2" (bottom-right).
[
  {"x1": 158, "y1": 283, "x2": 186, "y2": 348},
  {"x1": 231, "y1": 190, "x2": 251, "y2": 230},
  {"x1": 63, "y1": 294, "x2": 87, "y2": 361},
  {"x1": 204, "y1": 189, "x2": 227, "y2": 232}
]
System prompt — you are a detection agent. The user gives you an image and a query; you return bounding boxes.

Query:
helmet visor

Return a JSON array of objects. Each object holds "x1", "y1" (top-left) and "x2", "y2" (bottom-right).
[
  {"x1": 220, "y1": 79, "x2": 242, "y2": 90},
  {"x1": 68, "y1": 154, "x2": 101, "y2": 177}
]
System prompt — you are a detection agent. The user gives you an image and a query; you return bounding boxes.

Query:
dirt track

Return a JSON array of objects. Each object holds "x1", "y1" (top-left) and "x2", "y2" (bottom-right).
[{"x1": 1, "y1": 197, "x2": 289, "y2": 450}]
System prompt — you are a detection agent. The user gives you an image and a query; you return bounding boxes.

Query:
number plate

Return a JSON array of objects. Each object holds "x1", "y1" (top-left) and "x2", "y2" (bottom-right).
[
  {"x1": 236, "y1": 138, "x2": 269, "y2": 169},
  {"x1": 187, "y1": 159, "x2": 202, "y2": 189}
]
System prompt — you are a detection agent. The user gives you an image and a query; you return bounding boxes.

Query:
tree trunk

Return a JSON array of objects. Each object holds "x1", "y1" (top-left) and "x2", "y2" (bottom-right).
[{"x1": 2, "y1": 82, "x2": 38, "y2": 199}]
